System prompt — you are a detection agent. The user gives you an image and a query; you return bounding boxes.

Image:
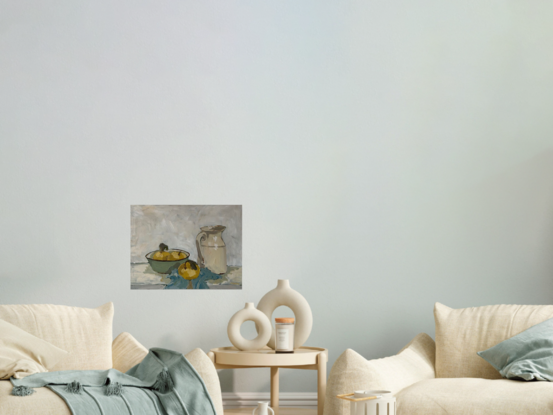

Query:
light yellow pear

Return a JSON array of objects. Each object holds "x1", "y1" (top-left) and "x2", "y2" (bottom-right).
[
  {"x1": 178, "y1": 260, "x2": 200, "y2": 281},
  {"x1": 169, "y1": 251, "x2": 186, "y2": 261},
  {"x1": 151, "y1": 243, "x2": 170, "y2": 261}
]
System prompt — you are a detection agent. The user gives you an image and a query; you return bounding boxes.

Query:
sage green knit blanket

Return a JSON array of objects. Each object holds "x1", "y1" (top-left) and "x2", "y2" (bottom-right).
[{"x1": 10, "y1": 348, "x2": 217, "y2": 415}]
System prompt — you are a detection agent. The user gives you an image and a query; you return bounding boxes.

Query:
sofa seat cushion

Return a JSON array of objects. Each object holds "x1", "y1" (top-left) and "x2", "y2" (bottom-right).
[
  {"x1": 324, "y1": 333, "x2": 436, "y2": 415},
  {"x1": 0, "y1": 380, "x2": 70, "y2": 415},
  {"x1": 0, "y1": 303, "x2": 113, "y2": 371},
  {"x1": 397, "y1": 378, "x2": 553, "y2": 415}
]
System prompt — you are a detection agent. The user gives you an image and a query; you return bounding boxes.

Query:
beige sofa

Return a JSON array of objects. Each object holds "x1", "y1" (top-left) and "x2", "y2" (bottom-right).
[
  {"x1": 0, "y1": 302, "x2": 224, "y2": 415},
  {"x1": 325, "y1": 303, "x2": 553, "y2": 415}
]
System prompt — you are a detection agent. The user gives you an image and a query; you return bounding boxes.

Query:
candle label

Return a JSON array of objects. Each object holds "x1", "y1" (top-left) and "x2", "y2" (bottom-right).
[{"x1": 276, "y1": 328, "x2": 290, "y2": 350}]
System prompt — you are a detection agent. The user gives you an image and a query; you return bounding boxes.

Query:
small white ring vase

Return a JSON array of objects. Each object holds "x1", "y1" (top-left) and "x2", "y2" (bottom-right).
[
  {"x1": 256, "y1": 279, "x2": 313, "y2": 349},
  {"x1": 227, "y1": 303, "x2": 272, "y2": 351}
]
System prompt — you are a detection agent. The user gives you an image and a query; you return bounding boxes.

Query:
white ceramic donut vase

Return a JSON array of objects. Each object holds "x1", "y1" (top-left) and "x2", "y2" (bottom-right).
[
  {"x1": 256, "y1": 279, "x2": 313, "y2": 349},
  {"x1": 227, "y1": 302, "x2": 272, "y2": 351}
]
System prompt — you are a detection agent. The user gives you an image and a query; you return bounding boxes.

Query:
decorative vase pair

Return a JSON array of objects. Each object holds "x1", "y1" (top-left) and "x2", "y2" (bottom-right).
[{"x1": 227, "y1": 279, "x2": 313, "y2": 351}]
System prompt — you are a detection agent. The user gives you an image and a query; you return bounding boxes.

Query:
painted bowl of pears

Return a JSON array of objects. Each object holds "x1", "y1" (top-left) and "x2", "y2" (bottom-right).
[{"x1": 145, "y1": 243, "x2": 190, "y2": 274}]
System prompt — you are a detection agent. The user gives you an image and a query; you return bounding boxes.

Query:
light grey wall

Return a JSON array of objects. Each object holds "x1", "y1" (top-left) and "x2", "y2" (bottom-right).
[{"x1": 1, "y1": 0, "x2": 553, "y2": 393}]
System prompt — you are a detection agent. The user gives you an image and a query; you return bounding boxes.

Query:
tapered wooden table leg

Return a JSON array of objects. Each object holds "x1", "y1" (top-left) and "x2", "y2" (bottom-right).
[
  {"x1": 210, "y1": 347, "x2": 327, "y2": 415},
  {"x1": 271, "y1": 367, "x2": 279, "y2": 414},
  {"x1": 317, "y1": 353, "x2": 327, "y2": 415}
]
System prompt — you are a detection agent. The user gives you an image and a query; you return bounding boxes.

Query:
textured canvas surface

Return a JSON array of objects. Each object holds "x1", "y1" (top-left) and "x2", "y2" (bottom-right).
[
  {"x1": 131, "y1": 205, "x2": 242, "y2": 290},
  {"x1": 434, "y1": 302, "x2": 553, "y2": 378}
]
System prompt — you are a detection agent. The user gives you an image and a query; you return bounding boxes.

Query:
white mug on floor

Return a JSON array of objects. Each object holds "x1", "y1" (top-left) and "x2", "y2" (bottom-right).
[{"x1": 252, "y1": 401, "x2": 274, "y2": 415}]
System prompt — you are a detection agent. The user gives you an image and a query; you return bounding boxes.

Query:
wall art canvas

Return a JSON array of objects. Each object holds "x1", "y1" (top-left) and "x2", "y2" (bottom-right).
[{"x1": 131, "y1": 205, "x2": 242, "y2": 290}]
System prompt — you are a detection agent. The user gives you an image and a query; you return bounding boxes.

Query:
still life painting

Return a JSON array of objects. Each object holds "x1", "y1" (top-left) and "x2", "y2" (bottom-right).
[{"x1": 131, "y1": 205, "x2": 242, "y2": 290}]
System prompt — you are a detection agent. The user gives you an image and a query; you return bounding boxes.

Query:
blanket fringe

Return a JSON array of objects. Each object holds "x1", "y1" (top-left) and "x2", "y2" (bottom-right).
[
  {"x1": 12, "y1": 385, "x2": 35, "y2": 397},
  {"x1": 105, "y1": 382, "x2": 123, "y2": 396},
  {"x1": 66, "y1": 381, "x2": 83, "y2": 394},
  {"x1": 152, "y1": 368, "x2": 174, "y2": 393}
]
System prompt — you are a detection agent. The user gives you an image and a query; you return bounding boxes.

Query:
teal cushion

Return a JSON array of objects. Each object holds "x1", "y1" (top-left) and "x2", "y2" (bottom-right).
[{"x1": 478, "y1": 317, "x2": 553, "y2": 381}]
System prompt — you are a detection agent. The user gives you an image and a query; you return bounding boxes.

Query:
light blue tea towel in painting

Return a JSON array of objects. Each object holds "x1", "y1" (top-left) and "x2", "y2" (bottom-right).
[
  {"x1": 165, "y1": 267, "x2": 222, "y2": 289},
  {"x1": 11, "y1": 348, "x2": 217, "y2": 415}
]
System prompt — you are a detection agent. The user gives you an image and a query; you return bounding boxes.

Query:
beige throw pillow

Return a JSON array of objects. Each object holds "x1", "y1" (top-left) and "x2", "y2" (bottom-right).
[
  {"x1": 0, "y1": 319, "x2": 68, "y2": 379},
  {"x1": 112, "y1": 332, "x2": 149, "y2": 373},
  {"x1": 434, "y1": 302, "x2": 553, "y2": 379},
  {"x1": 0, "y1": 303, "x2": 113, "y2": 371}
]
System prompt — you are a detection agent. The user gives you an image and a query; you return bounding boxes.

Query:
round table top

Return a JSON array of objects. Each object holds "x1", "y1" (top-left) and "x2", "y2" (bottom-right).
[{"x1": 210, "y1": 346, "x2": 327, "y2": 367}]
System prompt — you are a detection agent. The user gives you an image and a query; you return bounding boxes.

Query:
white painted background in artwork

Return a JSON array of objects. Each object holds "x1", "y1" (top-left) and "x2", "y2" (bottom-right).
[{"x1": 131, "y1": 205, "x2": 242, "y2": 265}]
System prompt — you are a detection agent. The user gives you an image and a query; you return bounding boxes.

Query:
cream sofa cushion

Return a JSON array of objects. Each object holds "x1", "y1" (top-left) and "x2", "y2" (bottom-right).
[
  {"x1": 112, "y1": 332, "x2": 149, "y2": 373},
  {"x1": 0, "y1": 380, "x2": 71, "y2": 415},
  {"x1": 0, "y1": 319, "x2": 68, "y2": 379},
  {"x1": 324, "y1": 333, "x2": 435, "y2": 415},
  {"x1": 434, "y1": 302, "x2": 553, "y2": 379},
  {"x1": 396, "y1": 377, "x2": 553, "y2": 415},
  {"x1": 0, "y1": 303, "x2": 113, "y2": 371},
  {"x1": 0, "y1": 334, "x2": 223, "y2": 415},
  {"x1": 111, "y1": 333, "x2": 223, "y2": 415}
]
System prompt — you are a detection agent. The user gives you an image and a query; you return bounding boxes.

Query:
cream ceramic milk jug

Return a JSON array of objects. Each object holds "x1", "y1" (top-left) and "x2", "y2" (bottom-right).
[
  {"x1": 252, "y1": 402, "x2": 274, "y2": 415},
  {"x1": 196, "y1": 225, "x2": 227, "y2": 274}
]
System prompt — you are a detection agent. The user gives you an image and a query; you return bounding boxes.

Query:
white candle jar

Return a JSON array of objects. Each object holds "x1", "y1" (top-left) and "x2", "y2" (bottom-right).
[{"x1": 274, "y1": 318, "x2": 295, "y2": 353}]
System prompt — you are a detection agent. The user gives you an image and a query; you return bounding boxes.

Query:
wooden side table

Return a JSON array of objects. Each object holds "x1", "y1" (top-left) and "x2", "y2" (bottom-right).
[{"x1": 208, "y1": 346, "x2": 328, "y2": 415}]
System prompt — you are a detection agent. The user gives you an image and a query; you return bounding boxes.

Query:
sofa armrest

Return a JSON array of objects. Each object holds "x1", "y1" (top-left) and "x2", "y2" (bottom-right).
[
  {"x1": 112, "y1": 332, "x2": 149, "y2": 373},
  {"x1": 185, "y1": 349, "x2": 224, "y2": 415},
  {"x1": 324, "y1": 333, "x2": 435, "y2": 415},
  {"x1": 111, "y1": 334, "x2": 223, "y2": 415}
]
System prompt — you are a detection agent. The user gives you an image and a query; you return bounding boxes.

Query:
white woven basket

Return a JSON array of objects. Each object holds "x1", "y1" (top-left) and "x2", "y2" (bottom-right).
[{"x1": 337, "y1": 390, "x2": 396, "y2": 415}]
